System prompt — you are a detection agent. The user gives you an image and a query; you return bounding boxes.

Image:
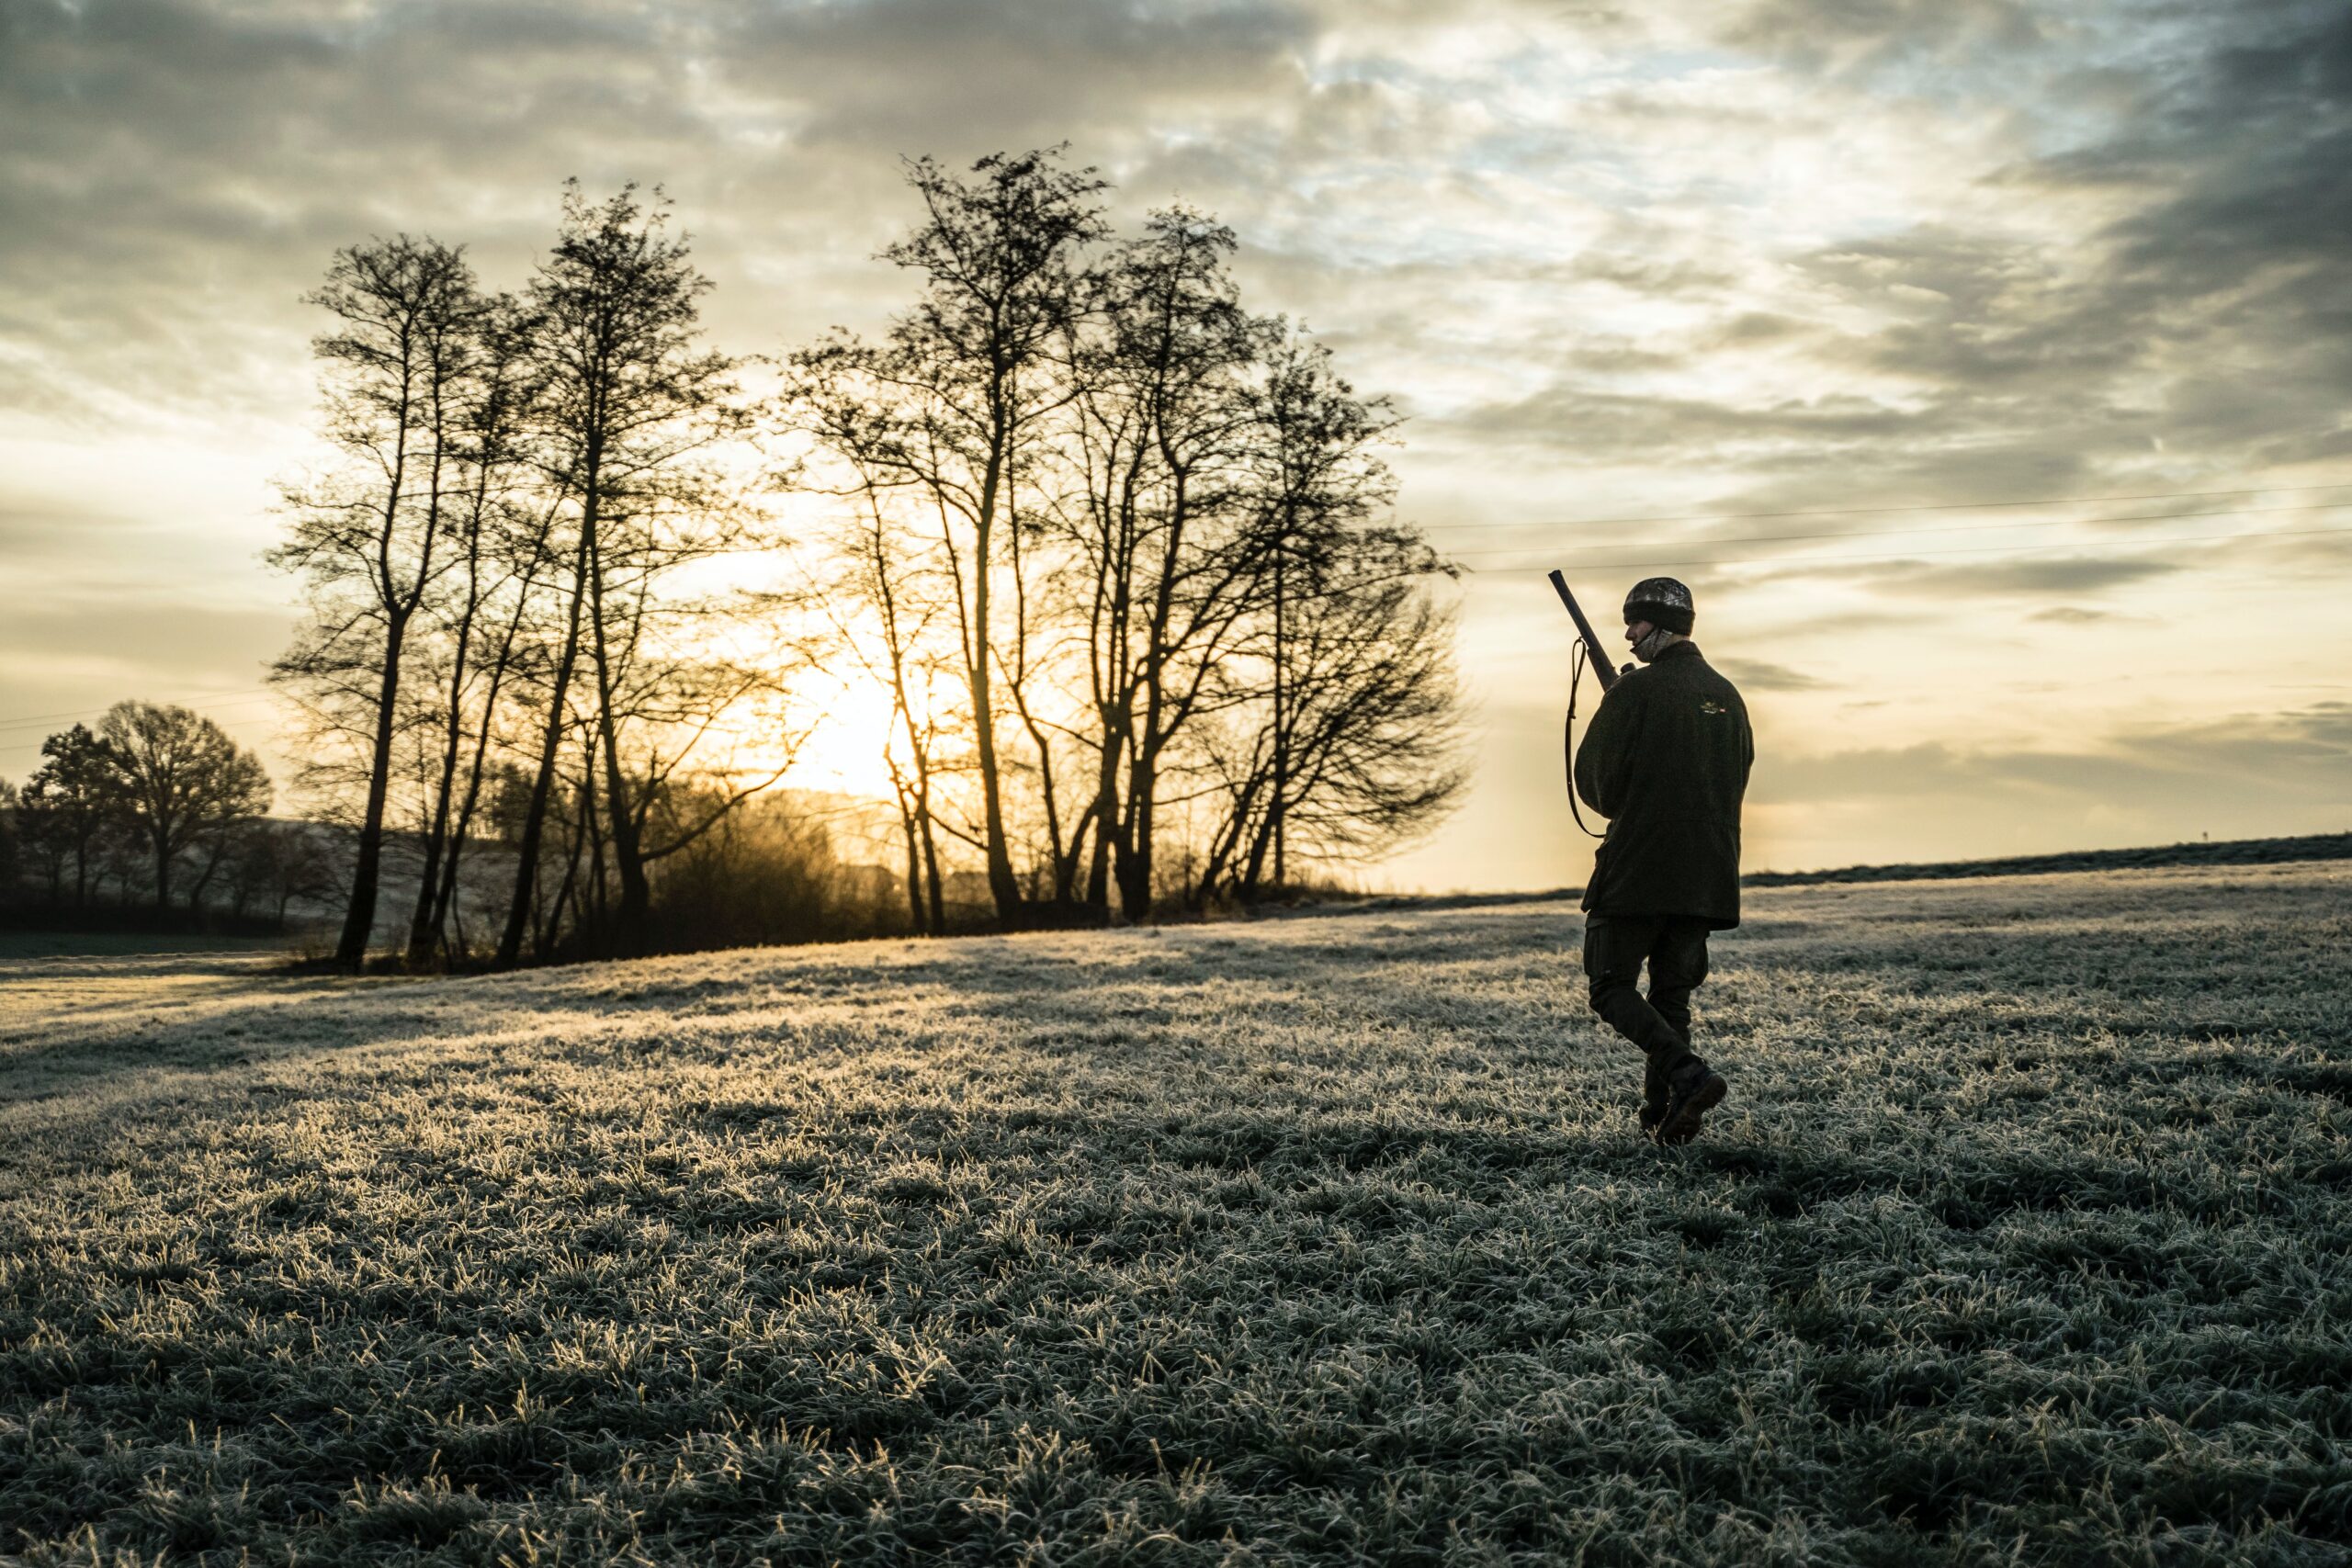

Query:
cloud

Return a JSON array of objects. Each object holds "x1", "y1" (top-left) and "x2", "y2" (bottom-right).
[
  {"x1": 1715, "y1": 656, "x2": 1830, "y2": 691},
  {"x1": 1718, "y1": 0, "x2": 2046, "y2": 75},
  {"x1": 1754, "y1": 703, "x2": 2352, "y2": 822},
  {"x1": 4, "y1": 0, "x2": 2349, "y2": 883},
  {"x1": 0, "y1": 592, "x2": 288, "y2": 687},
  {"x1": 1425, "y1": 0, "x2": 2352, "y2": 561},
  {"x1": 1832, "y1": 555, "x2": 2180, "y2": 597},
  {"x1": 711, "y1": 0, "x2": 1315, "y2": 152}
]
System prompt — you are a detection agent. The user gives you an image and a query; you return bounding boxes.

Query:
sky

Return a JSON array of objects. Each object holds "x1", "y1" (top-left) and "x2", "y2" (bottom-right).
[{"x1": 2, "y1": 0, "x2": 2346, "y2": 892}]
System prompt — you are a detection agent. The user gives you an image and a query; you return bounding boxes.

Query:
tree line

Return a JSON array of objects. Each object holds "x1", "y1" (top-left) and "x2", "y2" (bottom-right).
[
  {"x1": 0, "y1": 703, "x2": 328, "y2": 928},
  {"x1": 214, "y1": 147, "x2": 1464, "y2": 969}
]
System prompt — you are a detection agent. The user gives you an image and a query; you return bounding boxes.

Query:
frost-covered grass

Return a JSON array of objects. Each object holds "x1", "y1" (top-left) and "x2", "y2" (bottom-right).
[{"x1": 3, "y1": 863, "x2": 2348, "y2": 1566}]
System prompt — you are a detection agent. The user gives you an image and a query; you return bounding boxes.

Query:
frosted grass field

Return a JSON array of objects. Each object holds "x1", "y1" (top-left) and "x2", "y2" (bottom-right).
[{"x1": 3, "y1": 863, "x2": 2348, "y2": 1564}]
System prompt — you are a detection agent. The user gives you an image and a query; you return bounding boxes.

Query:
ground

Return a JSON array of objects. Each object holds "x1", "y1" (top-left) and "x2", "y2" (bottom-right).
[{"x1": 2, "y1": 863, "x2": 2348, "y2": 1566}]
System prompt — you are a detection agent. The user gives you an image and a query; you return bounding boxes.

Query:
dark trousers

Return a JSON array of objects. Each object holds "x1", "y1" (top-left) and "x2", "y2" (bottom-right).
[{"x1": 1583, "y1": 913, "x2": 1712, "y2": 1103}]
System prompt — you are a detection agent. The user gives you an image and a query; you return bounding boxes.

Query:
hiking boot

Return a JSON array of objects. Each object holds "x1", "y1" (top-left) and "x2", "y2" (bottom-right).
[{"x1": 1654, "y1": 1061, "x2": 1726, "y2": 1145}]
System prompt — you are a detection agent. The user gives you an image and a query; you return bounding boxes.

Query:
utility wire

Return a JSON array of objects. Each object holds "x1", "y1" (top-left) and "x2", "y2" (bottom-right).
[
  {"x1": 6, "y1": 489, "x2": 2346, "y2": 739},
  {"x1": 1440, "y1": 500, "x2": 2352, "y2": 561},
  {"x1": 0, "y1": 690, "x2": 282, "y2": 738},
  {"x1": 1452, "y1": 520, "x2": 2352, "y2": 574},
  {"x1": 1412, "y1": 479, "x2": 2352, "y2": 536}
]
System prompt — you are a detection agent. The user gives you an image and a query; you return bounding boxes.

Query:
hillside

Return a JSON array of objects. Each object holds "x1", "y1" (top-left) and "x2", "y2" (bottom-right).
[
  {"x1": 3, "y1": 861, "x2": 2349, "y2": 1564},
  {"x1": 1743, "y1": 829, "x2": 2352, "y2": 888}
]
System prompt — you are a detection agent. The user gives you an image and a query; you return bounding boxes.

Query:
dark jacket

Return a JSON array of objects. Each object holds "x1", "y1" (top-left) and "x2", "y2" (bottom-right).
[{"x1": 1574, "y1": 641, "x2": 1753, "y2": 928}]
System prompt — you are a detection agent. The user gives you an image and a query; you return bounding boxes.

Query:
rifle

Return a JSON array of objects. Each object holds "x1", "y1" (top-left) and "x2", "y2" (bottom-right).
[
  {"x1": 1548, "y1": 570, "x2": 1628, "y2": 838},
  {"x1": 1548, "y1": 570, "x2": 1629, "y2": 693}
]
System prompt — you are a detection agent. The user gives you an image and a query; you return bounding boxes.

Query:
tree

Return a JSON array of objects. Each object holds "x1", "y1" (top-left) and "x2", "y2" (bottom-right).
[
  {"x1": 1240, "y1": 337, "x2": 1433, "y2": 890},
  {"x1": 795, "y1": 149, "x2": 1108, "y2": 925},
  {"x1": 96, "y1": 702, "x2": 271, "y2": 911},
  {"x1": 272, "y1": 233, "x2": 485, "y2": 967},
  {"x1": 1062, "y1": 208, "x2": 1273, "y2": 918},
  {"x1": 789, "y1": 361, "x2": 963, "y2": 936},
  {"x1": 1181, "y1": 335, "x2": 1467, "y2": 901},
  {"x1": 18, "y1": 724, "x2": 128, "y2": 905},
  {"x1": 401, "y1": 295, "x2": 548, "y2": 965},
  {"x1": 790, "y1": 166, "x2": 1468, "y2": 926},
  {"x1": 0, "y1": 779, "x2": 20, "y2": 898},
  {"x1": 496, "y1": 182, "x2": 748, "y2": 964},
  {"x1": 1200, "y1": 547, "x2": 1467, "y2": 901}
]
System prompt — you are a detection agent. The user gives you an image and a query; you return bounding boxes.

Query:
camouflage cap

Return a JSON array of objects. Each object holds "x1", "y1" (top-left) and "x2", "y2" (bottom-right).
[{"x1": 1623, "y1": 576, "x2": 1694, "y2": 635}]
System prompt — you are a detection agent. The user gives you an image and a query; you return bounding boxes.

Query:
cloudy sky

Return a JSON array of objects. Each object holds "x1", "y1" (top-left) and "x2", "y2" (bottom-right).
[{"x1": 3, "y1": 0, "x2": 2346, "y2": 891}]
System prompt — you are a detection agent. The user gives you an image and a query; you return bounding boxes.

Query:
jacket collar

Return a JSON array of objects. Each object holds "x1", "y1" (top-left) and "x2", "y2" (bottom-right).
[{"x1": 1655, "y1": 640, "x2": 1704, "y2": 664}]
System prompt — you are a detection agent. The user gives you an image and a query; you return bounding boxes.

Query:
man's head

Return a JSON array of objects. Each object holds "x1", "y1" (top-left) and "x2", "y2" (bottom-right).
[{"x1": 1623, "y1": 576, "x2": 1694, "y2": 663}]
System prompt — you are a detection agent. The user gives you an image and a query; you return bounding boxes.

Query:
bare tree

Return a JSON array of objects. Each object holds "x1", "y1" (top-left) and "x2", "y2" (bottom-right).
[
  {"x1": 789, "y1": 371, "x2": 965, "y2": 936},
  {"x1": 97, "y1": 702, "x2": 271, "y2": 911},
  {"x1": 1200, "y1": 551, "x2": 1466, "y2": 900},
  {"x1": 0, "y1": 779, "x2": 18, "y2": 898},
  {"x1": 222, "y1": 819, "x2": 336, "y2": 926},
  {"x1": 793, "y1": 149, "x2": 1107, "y2": 925},
  {"x1": 496, "y1": 182, "x2": 749, "y2": 962},
  {"x1": 1059, "y1": 208, "x2": 1272, "y2": 919},
  {"x1": 1239, "y1": 337, "x2": 1425, "y2": 890},
  {"x1": 789, "y1": 171, "x2": 1466, "y2": 927},
  {"x1": 1180, "y1": 340, "x2": 1467, "y2": 901},
  {"x1": 272, "y1": 234, "x2": 483, "y2": 966},
  {"x1": 402, "y1": 296, "x2": 547, "y2": 964}
]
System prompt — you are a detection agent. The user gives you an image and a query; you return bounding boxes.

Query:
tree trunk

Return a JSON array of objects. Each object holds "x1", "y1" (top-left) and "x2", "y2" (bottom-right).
[
  {"x1": 968, "y1": 490, "x2": 1022, "y2": 922},
  {"x1": 585, "y1": 515, "x2": 653, "y2": 953},
  {"x1": 1271, "y1": 549, "x2": 1288, "y2": 886},
  {"x1": 430, "y1": 534, "x2": 542, "y2": 959},
  {"x1": 334, "y1": 610, "x2": 407, "y2": 962},
  {"x1": 406, "y1": 530, "x2": 485, "y2": 964},
  {"x1": 1116, "y1": 740, "x2": 1159, "y2": 919},
  {"x1": 150, "y1": 821, "x2": 174, "y2": 912},
  {"x1": 495, "y1": 521, "x2": 593, "y2": 967},
  {"x1": 895, "y1": 788, "x2": 927, "y2": 935}
]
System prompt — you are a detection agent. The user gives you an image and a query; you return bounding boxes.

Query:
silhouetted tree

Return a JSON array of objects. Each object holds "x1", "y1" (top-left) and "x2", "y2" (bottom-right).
[
  {"x1": 403, "y1": 294, "x2": 547, "y2": 965},
  {"x1": 272, "y1": 233, "x2": 484, "y2": 966},
  {"x1": 1237, "y1": 337, "x2": 1442, "y2": 892},
  {"x1": 794, "y1": 149, "x2": 1109, "y2": 925},
  {"x1": 96, "y1": 701, "x2": 271, "y2": 911},
  {"x1": 0, "y1": 779, "x2": 19, "y2": 897},
  {"x1": 17, "y1": 724, "x2": 127, "y2": 905},
  {"x1": 1062, "y1": 208, "x2": 1273, "y2": 919},
  {"x1": 498, "y1": 182, "x2": 748, "y2": 963}
]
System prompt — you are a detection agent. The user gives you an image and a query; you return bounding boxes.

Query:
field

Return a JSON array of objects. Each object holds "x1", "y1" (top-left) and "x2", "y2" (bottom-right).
[{"x1": 3, "y1": 863, "x2": 2348, "y2": 1566}]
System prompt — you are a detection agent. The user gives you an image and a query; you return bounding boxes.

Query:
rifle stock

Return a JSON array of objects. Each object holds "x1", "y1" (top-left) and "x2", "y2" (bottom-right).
[{"x1": 1548, "y1": 570, "x2": 1626, "y2": 693}]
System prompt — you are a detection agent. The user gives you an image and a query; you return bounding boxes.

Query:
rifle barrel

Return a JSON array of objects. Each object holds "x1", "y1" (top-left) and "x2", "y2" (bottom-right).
[{"x1": 1548, "y1": 570, "x2": 1623, "y2": 693}]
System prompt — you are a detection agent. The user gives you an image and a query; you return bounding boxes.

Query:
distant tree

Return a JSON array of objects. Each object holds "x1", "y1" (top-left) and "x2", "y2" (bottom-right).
[
  {"x1": 273, "y1": 233, "x2": 485, "y2": 967},
  {"x1": 223, "y1": 819, "x2": 340, "y2": 927},
  {"x1": 97, "y1": 702, "x2": 272, "y2": 911},
  {"x1": 0, "y1": 778, "x2": 19, "y2": 897},
  {"x1": 17, "y1": 724, "x2": 128, "y2": 905}
]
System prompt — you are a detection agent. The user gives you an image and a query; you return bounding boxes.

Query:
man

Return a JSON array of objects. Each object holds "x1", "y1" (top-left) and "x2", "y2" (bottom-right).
[{"x1": 1573, "y1": 576, "x2": 1753, "y2": 1144}]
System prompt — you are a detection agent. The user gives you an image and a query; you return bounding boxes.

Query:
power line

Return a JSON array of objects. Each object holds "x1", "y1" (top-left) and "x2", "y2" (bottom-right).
[
  {"x1": 0, "y1": 691, "x2": 281, "y2": 739},
  {"x1": 1453, "y1": 520, "x2": 2352, "y2": 575},
  {"x1": 1413, "y1": 479, "x2": 2352, "y2": 537},
  {"x1": 5, "y1": 491, "x2": 2345, "y2": 746},
  {"x1": 1440, "y1": 500, "x2": 2352, "y2": 562}
]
